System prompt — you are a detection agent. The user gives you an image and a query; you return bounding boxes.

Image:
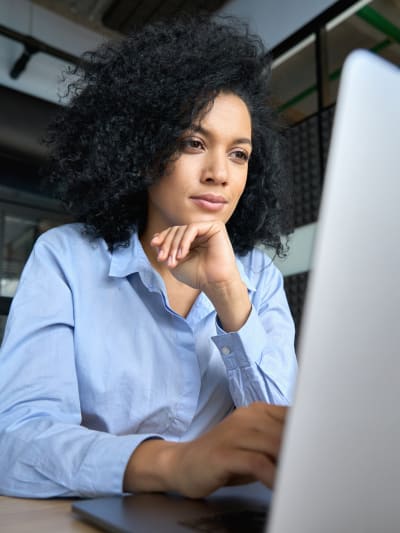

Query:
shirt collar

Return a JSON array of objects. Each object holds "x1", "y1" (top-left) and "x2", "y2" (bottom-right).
[
  {"x1": 109, "y1": 231, "x2": 149, "y2": 278},
  {"x1": 108, "y1": 231, "x2": 256, "y2": 293}
]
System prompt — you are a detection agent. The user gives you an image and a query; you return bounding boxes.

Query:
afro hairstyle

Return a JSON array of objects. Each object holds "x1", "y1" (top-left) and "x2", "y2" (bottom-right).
[{"x1": 45, "y1": 14, "x2": 293, "y2": 256}]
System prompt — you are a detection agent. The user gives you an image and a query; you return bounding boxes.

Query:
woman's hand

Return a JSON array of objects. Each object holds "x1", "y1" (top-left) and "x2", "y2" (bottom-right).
[
  {"x1": 150, "y1": 221, "x2": 252, "y2": 331},
  {"x1": 124, "y1": 403, "x2": 287, "y2": 499},
  {"x1": 150, "y1": 220, "x2": 237, "y2": 291},
  {"x1": 169, "y1": 402, "x2": 287, "y2": 498}
]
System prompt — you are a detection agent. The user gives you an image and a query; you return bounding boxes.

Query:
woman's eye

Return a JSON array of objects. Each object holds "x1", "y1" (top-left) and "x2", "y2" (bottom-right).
[
  {"x1": 181, "y1": 138, "x2": 203, "y2": 151},
  {"x1": 231, "y1": 150, "x2": 250, "y2": 162}
]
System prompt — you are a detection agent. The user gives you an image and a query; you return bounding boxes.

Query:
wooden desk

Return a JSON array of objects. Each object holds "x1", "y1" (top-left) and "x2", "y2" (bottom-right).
[{"x1": 0, "y1": 496, "x2": 99, "y2": 532}]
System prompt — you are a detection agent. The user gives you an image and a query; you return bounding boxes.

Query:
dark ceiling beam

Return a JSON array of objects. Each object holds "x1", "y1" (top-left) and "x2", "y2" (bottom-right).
[
  {"x1": 103, "y1": 0, "x2": 143, "y2": 30},
  {"x1": 148, "y1": 0, "x2": 187, "y2": 22},
  {"x1": 120, "y1": 0, "x2": 163, "y2": 32},
  {"x1": 103, "y1": 0, "x2": 229, "y2": 33},
  {"x1": 0, "y1": 22, "x2": 81, "y2": 79}
]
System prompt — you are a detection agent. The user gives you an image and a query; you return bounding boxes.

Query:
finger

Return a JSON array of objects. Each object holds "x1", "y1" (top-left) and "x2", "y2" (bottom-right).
[
  {"x1": 150, "y1": 231, "x2": 166, "y2": 258},
  {"x1": 177, "y1": 221, "x2": 226, "y2": 259},
  {"x1": 234, "y1": 426, "x2": 283, "y2": 460},
  {"x1": 225, "y1": 417, "x2": 283, "y2": 460},
  {"x1": 264, "y1": 404, "x2": 288, "y2": 424},
  {"x1": 227, "y1": 406, "x2": 285, "y2": 458},
  {"x1": 167, "y1": 225, "x2": 189, "y2": 267},
  {"x1": 223, "y1": 449, "x2": 277, "y2": 489},
  {"x1": 151, "y1": 226, "x2": 190, "y2": 265},
  {"x1": 176, "y1": 224, "x2": 202, "y2": 260},
  {"x1": 153, "y1": 227, "x2": 179, "y2": 263},
  {"x1": 235, "y1": 403, "x2": 287, "y2": 429},
  {"x1": 150, "y1": 227, "x2": 175, "y2": 248},
  {"x1": 245, "y1": 402, "x2": 288, "y2": 425},
  {"x1": 150, "y1": 231, "x2": 163, "y2": 247}
]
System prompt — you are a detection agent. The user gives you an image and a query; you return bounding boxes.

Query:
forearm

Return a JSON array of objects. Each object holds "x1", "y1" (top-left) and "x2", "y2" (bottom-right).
[
  {"x1": 0, "y1": 416, "x2": 146, "y2": 498},
  {"x1": 205, "y1": 278, "x2": 251, "y2": 332}
]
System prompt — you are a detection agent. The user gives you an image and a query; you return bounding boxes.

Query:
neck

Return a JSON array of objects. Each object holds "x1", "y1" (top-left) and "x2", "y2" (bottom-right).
[
  {"x1": 140, "y1": 230, "x2": 165, "y2": 275},
  {"x1": 140, "y1": 215, "x2": 175, "y2": 276}
]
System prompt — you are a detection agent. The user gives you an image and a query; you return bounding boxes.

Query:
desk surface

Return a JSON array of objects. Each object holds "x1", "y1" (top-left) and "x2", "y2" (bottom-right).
[{"x1": 0, "y1": 496, "x2": 99, "y2": 532}]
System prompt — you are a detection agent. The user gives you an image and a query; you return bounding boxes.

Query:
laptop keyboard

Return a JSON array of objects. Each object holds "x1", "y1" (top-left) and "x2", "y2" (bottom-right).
[{"x1": 178, "y1": 509, "x2": 266, "y2": 532}]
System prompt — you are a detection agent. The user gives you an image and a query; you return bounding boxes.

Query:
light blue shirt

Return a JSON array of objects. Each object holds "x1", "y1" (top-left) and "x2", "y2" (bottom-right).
[{"x1": 0, "y1": 223, "x2": 297, "y2": 498}]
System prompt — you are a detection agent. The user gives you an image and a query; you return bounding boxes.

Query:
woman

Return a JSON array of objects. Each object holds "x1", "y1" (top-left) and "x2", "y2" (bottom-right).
[{"x1": 0, "y1": 15, "x2": 297, "y2": 499}]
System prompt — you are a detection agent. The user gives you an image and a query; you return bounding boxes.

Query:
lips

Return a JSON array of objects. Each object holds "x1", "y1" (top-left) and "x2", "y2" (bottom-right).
[
  {"x1": 190, "y1": 194, "x2": 228, "y2": 212},
  {"x1": 190, "y1": 194, "x2": 227, "y2": 203}
]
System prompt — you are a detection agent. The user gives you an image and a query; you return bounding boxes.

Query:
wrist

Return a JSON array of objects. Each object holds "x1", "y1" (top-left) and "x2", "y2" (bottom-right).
[
  {"x1": 205, "y1": 278, "x2": 251, "y2": 332},
  {"x1": 123, "y1": 439, "x2": 183, "y2": 493}
]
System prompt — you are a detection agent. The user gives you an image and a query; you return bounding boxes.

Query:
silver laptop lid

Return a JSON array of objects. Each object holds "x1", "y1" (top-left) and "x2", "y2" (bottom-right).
[{"x1": 268, "y1": 50, "x2": 400, "y2": 533}]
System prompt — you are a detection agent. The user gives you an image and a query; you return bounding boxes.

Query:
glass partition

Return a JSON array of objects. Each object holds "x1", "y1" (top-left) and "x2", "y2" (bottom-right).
[{"x1": 0, "y1": 203, "x2": 68, "y2": 298}]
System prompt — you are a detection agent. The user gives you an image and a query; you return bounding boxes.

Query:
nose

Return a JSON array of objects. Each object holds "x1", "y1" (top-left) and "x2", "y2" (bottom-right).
[{"x1": 200, "y1": 150, "x2": 228, "y2": 185}]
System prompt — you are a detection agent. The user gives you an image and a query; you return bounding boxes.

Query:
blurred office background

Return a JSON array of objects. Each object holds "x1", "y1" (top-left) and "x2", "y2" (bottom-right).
[{"x1": 0, "y1": 0, "x2": 399, "y2": 342}]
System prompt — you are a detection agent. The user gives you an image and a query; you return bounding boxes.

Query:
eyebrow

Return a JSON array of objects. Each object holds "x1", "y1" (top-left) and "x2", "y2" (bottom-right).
[{"x1": 191, "y1": 124, "x2": 252, "y2": 147}]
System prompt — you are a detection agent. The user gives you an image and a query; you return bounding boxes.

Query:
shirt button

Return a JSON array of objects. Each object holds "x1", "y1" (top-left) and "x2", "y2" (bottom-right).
[{"x1": 221, "y1": 346, "x2": 231, "y2": 356}]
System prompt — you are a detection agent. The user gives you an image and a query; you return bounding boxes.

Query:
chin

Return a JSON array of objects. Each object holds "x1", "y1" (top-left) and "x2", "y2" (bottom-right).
[{"x1": 192, "y1": 214, "x2": 227, "y2": 224}]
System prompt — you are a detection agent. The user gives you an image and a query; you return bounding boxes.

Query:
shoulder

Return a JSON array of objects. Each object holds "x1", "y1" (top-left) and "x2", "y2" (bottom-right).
[
  {"x1": 27, "y1": 223, "x2": 110, "y2": 281},
  {"x1": 236, "y1": 248, "x2": 293, "y2": 319},
  {"x1": 36, "y1": 222, "x2": 90, "y2": 246},
  {"x1": 237, "y1": 246, "x2": 285, "y2": 296},
  {"x1": 34, "y1": 223, "x2": 106, "y2": 257},
  {"x1": 238, "y1": 246, "x2": 282, "y2": 279}
]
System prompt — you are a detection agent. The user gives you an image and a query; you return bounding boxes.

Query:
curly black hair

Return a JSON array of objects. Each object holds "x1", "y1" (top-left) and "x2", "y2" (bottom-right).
[{"x1": 45, "y1": 14, "x2": 293, "y2": 256}]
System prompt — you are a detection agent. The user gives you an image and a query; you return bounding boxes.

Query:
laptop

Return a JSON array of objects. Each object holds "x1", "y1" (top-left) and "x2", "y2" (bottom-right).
[{"x1": 72, "y1": 49, "x2": 400, "y2": 533}]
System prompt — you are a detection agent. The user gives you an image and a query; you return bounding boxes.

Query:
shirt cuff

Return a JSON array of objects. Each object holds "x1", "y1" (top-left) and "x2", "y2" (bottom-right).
[
  {"x1": 79, "y1": 432, "x2": 163, "y2": 496},
  {"x1": 211, "y1": 305, "x2": 267, "y2": 370}
]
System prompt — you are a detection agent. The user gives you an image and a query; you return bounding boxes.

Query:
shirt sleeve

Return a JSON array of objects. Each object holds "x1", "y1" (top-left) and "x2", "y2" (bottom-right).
[
  {"x1": 0, "y1": 236, "x2": 160, "y2": 498},
  {"x1": 211, "y1": 261, "x2": 297, "y2": 406}
]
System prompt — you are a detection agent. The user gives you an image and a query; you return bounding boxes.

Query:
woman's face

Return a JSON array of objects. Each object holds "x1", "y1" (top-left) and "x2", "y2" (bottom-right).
[{"x1": 145, "y1": 92, "x2": 252, "y2": 233}]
